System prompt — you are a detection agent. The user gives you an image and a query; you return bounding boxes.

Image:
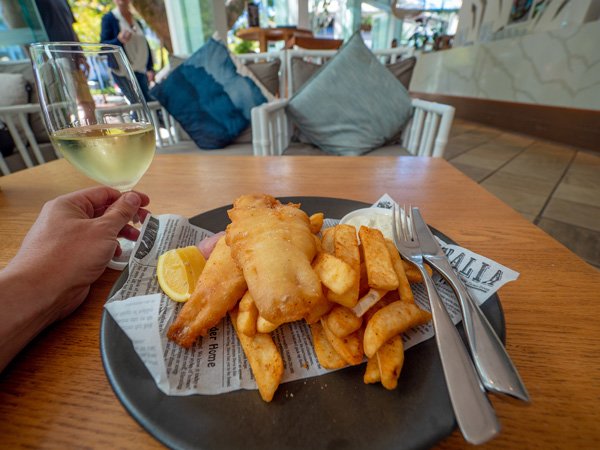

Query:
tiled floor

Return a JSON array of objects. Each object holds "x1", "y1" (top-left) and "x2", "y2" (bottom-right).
[{"x1": 446, "y1": 120, "x2": 600, "y2": 270}]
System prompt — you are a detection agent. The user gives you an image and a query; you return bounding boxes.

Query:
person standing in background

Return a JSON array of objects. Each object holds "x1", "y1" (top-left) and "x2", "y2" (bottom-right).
[
  {"x1": 34, "y1": 0, "x2": 79, "y2": 42},
  {"x1": 34, "y1": 0, "x2": 95, "y2": 122},
  {"x1": 100, "y1": 0, "x2": 155, "y2": 102}
]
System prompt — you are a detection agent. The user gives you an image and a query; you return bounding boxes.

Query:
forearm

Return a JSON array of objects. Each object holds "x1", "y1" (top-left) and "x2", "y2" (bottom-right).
[
  {"x1": 0, "y1": 188, "x2": 149, "y2": 374},
  {"x1": 0, "y1": 266, "x2": 60, "y2": 373}
]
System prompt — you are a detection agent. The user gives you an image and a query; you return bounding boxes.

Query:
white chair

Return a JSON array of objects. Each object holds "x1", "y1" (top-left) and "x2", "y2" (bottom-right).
[
  {"x1": 252, "y1": 47, "x2": 454, "y2": 157},
  {"x1": 251, "y1": 97, "x2": 455, "y2": 157}
]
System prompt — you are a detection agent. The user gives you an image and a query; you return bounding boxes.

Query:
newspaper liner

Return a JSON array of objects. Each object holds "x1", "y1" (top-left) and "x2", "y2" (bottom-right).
[{"x1": 104, "y1": 194, "x2": 519, "y2": 396}]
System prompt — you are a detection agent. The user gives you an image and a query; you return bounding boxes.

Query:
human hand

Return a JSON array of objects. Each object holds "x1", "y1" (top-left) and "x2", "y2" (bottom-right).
[
  {"x1": 146, "y1": 70, "x2": 155, "y2": 83},
  {"x1": 117, "y1": 29, "x2": 133, "y2": 44},
  {"x1": 7, "y1": 187, "x2": 150, "y2": 321}
]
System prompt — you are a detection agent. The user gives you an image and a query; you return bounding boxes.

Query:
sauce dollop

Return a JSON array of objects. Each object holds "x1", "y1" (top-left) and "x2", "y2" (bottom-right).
[{"x1": 340, "y1": 208, "x2": 393, "y2": 240}]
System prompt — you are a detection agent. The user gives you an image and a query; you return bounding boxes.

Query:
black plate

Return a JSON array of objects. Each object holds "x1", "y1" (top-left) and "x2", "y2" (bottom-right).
[{"x1": 101, "y1": 197, "x2": 505, "y2": 450}]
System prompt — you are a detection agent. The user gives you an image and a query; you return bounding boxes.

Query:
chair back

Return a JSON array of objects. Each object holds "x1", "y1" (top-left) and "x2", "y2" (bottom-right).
[{"x1": 402, "y1": 99, "x2": 455, "y2": 157}]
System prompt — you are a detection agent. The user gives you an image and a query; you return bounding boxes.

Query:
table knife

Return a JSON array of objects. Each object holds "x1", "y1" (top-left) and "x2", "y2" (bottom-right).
[{"x1": 412, "y1": 207, "x2": 530, "y2": 402}]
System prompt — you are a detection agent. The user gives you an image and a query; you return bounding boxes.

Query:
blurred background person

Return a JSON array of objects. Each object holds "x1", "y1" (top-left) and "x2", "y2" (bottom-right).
[
  {"x1": 35, "y1": 0, "x2": 79, "y2": 42},
  {"x1": 100, "y1": 0, "x2": 155, "y2": 102},
  {"x1": 34, "y1": 0, "x2": 95, "y2": 122}
]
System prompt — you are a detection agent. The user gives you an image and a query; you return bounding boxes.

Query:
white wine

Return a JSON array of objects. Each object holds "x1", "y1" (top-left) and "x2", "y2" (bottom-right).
[{"x1": 51, "y1": 123, "x2": 155, "y2": 191}]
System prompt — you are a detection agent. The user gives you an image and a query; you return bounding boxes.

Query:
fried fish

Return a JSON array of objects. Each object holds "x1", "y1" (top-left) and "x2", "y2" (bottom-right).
[
  {"x1": 226, "y1": 194, "x2": 325, "y2": 325},
  {"x1": 167, "y1": 235, "x2": 247, "y2": 347}
]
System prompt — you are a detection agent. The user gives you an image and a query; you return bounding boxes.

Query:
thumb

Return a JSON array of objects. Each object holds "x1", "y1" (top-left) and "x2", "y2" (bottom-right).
[{"x1": 101, "y1": 192, "x2": 142, "y2": 234}]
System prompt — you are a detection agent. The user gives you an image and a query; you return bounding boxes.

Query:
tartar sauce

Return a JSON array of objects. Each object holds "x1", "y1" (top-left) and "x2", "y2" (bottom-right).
[{"x1": 341, "y1": 208, "x2": 393, "y2": 240}]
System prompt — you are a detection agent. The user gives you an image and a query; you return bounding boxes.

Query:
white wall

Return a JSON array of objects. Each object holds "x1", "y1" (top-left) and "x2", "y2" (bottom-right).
[
  {"x1": 410, "y1": 20, "x2": 600, "y2": 112},
  {"x1": 455, "y1": 0, "x2": 600, "y2": 47}
]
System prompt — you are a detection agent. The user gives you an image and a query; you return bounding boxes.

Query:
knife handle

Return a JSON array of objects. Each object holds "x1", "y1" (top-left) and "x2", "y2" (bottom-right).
[
  {"x1": 430, "y1": 257, "x2": 531, "y2": 402},
  {"x1": 418, "y1": 263, "x2": 501, "y2": 445}
]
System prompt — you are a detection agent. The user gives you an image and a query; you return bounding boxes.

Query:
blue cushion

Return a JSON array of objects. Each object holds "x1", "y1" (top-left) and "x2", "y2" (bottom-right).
[
  {"x1": 286, "y1": 32, "x2": 413, "y2": 156},
  {"x1": 150, "y1": 37, "x2": 268, "y2": 149}
]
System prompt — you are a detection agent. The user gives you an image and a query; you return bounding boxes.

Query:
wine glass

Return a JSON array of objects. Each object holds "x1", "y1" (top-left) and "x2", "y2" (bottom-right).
[{"x1": 30, "y1": 42, "x2": 156, "y2": 270}]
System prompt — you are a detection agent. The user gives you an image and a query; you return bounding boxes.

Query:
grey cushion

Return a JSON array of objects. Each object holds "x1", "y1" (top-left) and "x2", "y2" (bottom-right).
[
  {"x1": 289, "y1": 52, "x2": 417, "y2": 149},
  {"x1": 0, "y1": 61, "x2": 49, "y2": 144},
  {"x1": 290, "y1": 57, "x2": 323, "y2": 94},
  {"x1": 282, "y1": 142, "x2": 411, "y2": 156},
  {"x1": 245, "y1": 59, "x2": 282, "y2": 96},
  {"x1": 286, "y1": 32, "x2": 413, "y2": 156},
  {"x1": 386, "y1": 57, "x2": 417, "y2": 90}
]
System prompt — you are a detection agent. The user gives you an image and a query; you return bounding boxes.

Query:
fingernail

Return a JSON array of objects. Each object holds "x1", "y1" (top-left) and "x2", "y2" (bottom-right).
[{"x1": 124, "y1": 192, "x2": 141, "y2": 207}]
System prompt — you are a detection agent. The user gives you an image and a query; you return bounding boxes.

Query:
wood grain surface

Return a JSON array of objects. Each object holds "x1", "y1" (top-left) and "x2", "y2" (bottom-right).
[{"x1": 1, "y1": 156, "x2": 599, "y2": 449}]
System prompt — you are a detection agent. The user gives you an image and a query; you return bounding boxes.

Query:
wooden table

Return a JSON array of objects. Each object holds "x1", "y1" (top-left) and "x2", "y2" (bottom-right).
[
  {"x1": 236, "y1": 26, "x2": 314, "y2": 52},
  {"x1": 1, "y1": 156, "x2": 598, "y2": 449}
]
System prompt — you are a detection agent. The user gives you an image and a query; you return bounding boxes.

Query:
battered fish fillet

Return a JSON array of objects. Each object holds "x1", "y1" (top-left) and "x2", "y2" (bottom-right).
[
  {"x1": 226, "y1": 194, "x2": 325, "y2": 324},
  {"x1": 167, "y1": 236, "x2": 247, "y2": 348}
]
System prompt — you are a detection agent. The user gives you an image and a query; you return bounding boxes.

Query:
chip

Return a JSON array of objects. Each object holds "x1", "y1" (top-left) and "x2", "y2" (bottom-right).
[
  {"x1": 312, "y1": 251, "x2": 357, "y2": 296},
  {"x1": 229, "y1": 307, "x2": 283, "y2": 402},
  {"x1": 359, "y1": 226, "x2": 400, "y2": 291}
]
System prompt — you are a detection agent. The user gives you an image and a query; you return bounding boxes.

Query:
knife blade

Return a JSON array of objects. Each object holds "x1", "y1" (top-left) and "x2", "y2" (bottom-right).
[{"x1": 412, "y1": 207, "x2": 530, "y2": 402}]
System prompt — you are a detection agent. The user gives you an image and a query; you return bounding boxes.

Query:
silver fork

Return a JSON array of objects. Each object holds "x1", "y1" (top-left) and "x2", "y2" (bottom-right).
[{"x1": 392, "y1": 204, "x2": 501, "y2": 445}]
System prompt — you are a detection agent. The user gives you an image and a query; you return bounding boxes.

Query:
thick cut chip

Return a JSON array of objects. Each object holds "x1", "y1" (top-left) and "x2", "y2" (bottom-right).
[
  {"x1": 313, "y1": 234, "x2": 323, "y2": 253},
  {"x1": 384, "y1": 239, "x2": 414, "y2": 304},
  {"x1": 230, "y1": 308, "x2": 283, "y2": 402},
  {"x1": 320, "y1": 317, "x2": 364, "y2": 366},
  {"x1": 237, "y1": 291, "x2": 259, "y2": 337},
  {"x1": 364, "y1": 300, "x2": 432, "y2": 358},
  {"x1": 358, "y1": 261, "x2": 369, "y2": 295},
  {"x1": 309, "y1": 213, "x2": 324, "y2": 234},
  {"x1": 328, "y1": 224, "x2": 360, "y2": 307},
  {"x1": 377, "y1": 334, "x2": 405, "y2": 390},
  {"x1": 310, "y1": 323, "x2": 348, "y2": 370},
  {"x1": 364, "y1": 356, "x2": 381, "y2": 384},
  {"x1": 257, "y1": 315, "x2": 279, "y2": 334},
  {"x1": 168, "y1": 236, "x2": 247, "y2": 347},
  {"x1": 403, "y1": 259, "x2": 433, "y2": 283},
  {"x1": 321, "y1": 227, "x2": 335, "y2": 254},
  {"x1": 363, "y1": 292, "x2": 397, "y2": 324},
  {"x1": 304, "y1": 293, "x2": 334, "y2": 325},
  {"x1": 312, "y1": 251, "x2": 357, "y2": 296},
  {"x1": 359, "y1": 226, "x2": 399, "y2": 291},
  {"x1": 325, "y1": 305, "x2": 363, "y2": 338}
]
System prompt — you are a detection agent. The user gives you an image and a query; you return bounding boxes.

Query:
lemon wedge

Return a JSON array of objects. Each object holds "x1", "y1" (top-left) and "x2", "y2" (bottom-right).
[{"x1": 157, "y1": 246, "x2": 206, "y2": 302}]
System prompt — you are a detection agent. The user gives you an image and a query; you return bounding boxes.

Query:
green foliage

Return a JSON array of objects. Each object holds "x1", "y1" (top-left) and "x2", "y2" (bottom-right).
[
  {"x1": 90, "y1": 86, "x2": 116, "y2": 95},
  {"x1": 229, "y1": 35, "x2": 258, "y2": 54},
  {"x1": 67, "y1": 0, "x2": 166, "y2": 71},
  {"x1": 68, "y1": 0, "x2": 113, "y2": 43}
]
